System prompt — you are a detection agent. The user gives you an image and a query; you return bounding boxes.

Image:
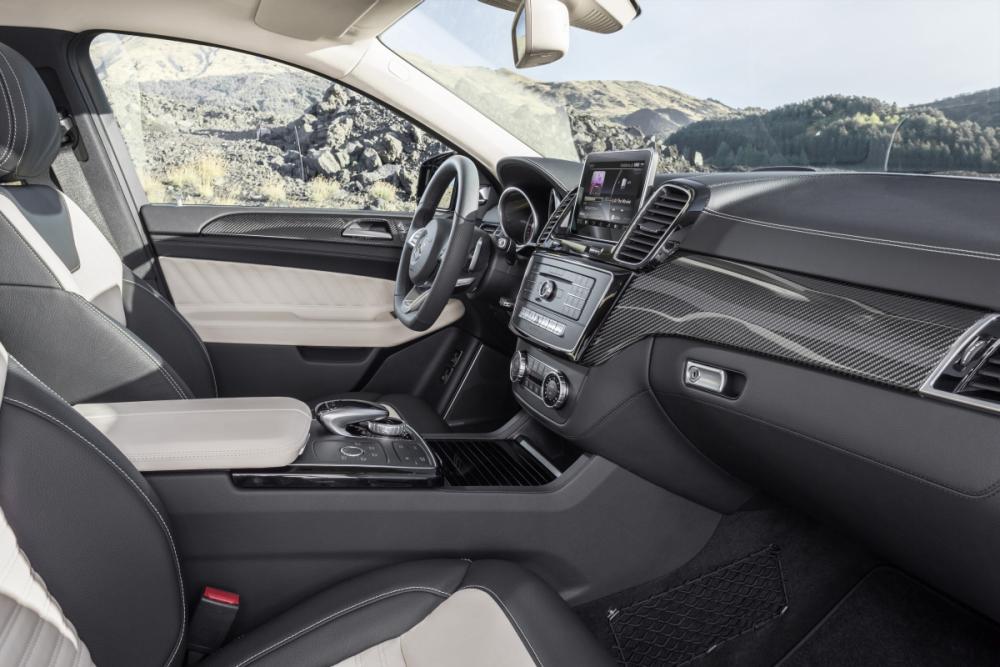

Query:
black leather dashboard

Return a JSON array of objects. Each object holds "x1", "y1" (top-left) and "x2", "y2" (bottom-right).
[{"x1": 680, "y1": 172, "x2": 1000, "y2": 312}]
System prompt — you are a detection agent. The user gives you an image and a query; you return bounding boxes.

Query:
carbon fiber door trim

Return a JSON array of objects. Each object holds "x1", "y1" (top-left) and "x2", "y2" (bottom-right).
[
  {"x1": 582, "y1": 254, "x2": 985, "y2": 390},
  {"x1": 201, "y1": 212, "x2": 409, "y2": 245}
]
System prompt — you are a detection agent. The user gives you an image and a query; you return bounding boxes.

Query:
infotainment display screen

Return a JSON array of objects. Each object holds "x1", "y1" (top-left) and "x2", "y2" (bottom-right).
[{"x1": 570, "y1": 149, "x2": 657, "y2": 243}]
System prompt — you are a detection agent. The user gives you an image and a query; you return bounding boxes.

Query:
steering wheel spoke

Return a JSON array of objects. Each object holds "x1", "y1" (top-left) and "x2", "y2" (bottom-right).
[
  {"x1": 400, "y1": 286, "x2": 430, "y2": 314},
  {"x1": 393, "y1": 155, "x2": 480, "y2": 331}
]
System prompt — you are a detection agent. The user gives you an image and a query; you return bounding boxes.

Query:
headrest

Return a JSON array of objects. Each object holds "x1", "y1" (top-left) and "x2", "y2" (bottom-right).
[{"x1": 0, "y1": 43, "x2": 61, "y2": 182}]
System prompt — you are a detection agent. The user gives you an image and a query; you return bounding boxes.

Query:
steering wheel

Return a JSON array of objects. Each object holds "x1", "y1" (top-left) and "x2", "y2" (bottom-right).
[{"x1": 394, "y1": 155, "x2": 481, "y2": 331}]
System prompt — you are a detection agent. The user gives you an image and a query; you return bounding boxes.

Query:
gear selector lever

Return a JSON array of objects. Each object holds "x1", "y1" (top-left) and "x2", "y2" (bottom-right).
[{"x1": 315, "y1": 399, "x2": 390, "y2": 436}]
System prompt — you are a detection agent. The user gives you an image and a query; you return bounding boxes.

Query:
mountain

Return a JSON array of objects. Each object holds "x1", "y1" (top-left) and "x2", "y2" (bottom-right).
[
  {"x1": 406, "y1": 57, "x2": 734, "y2": 159},
  {"x1": 96, "y1": 33, "x2": 999, "y2": 211},
  {"x1": 925, "y1": 87, "x2": 1000, "y2": 129},
  {"x1": 667, "y1": 94, "x2": 1000, "y2": 174}
]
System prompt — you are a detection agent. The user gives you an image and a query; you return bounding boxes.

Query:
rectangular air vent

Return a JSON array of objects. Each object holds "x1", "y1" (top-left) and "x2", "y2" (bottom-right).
[
  {"x1": 921, "y1": 315, "x2": 1000, "y2": 413},
  {"x1": 538, "y1": 188, "x2": 578, "y2": 245},
  {"x1": 426, "y1": 439, "x2": 557, "y2": 486},
  {"x1": 614, "y1": 184, "x2": 693, "y2": 267}
]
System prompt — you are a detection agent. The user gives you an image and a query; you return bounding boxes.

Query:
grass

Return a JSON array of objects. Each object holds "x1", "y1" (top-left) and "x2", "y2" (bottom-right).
[
  {"x1": 165, "y1": 155, "x2": 228, "y2": 200},
  {"x1": 370, "y1": 181, "x2": 398, "y2": 205},
  {"x1": 260, "y1": 176, "x2": 288, "y2": 203},
  {"x1": 139, "y1": 171, "x2": 167, "y2": 203},
  {"x1": 307, "y1": 177, "x2": 342, "y2": 206}
]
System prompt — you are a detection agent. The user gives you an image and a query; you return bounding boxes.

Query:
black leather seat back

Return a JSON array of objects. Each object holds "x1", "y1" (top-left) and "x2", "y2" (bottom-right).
[
  {"x1": 0, "y1": 358, "x2": 187, "y2": 666},
  {"x1": 0, "y1": 41, "x2": 216, "y2": 403}
]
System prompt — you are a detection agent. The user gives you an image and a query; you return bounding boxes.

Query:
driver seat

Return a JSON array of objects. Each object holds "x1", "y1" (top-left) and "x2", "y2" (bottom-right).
[{"x1": 0, "y1": 42, "x2": 447, "y2": 432}]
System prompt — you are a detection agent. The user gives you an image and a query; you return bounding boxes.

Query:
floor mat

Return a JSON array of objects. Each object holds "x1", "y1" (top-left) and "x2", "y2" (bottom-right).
[
  {"x1": 779, "y1": 567, "x2": 1000, "y2": 666},
  {"x1": 576, "y1": 504, "x2": 879, "y2": 666},
  {"x1": 609, "y1": 546, "x2": 788, "y2": 666}
]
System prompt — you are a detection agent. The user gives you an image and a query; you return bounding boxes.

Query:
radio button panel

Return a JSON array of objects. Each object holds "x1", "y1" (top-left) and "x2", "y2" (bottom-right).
[{"x1": 510, "y1": 252, "x2": 628, "y2": 361}]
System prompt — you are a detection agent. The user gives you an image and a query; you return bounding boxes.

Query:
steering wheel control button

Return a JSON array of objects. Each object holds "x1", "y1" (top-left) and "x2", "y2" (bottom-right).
[
  {"x1": 510, "y1": 351, "x2": 529, "y2": 383},
  {"x1": 541, "y1": 371, "x2": 569, "y2": 409},
  {"x1": 538, "y1": 280, "x2": 556, "y2": 300},
  {"x1": 685, "y1": 361, "x2": 728, "y2": 395}
]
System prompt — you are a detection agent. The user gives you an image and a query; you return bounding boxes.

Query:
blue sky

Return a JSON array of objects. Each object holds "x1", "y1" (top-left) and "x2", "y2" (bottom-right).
[{"x1": 384, "y1": 0, "x2": 1000, "y2": 109}]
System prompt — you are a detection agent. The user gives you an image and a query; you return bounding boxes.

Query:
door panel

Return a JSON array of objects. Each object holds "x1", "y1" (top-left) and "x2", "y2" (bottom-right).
[
  {"x1": 140, "y1": 203, "x2": 479, "y2": 408},
  {"x1": 159, "y1": 256, "x2": 464, "y2": 348}
]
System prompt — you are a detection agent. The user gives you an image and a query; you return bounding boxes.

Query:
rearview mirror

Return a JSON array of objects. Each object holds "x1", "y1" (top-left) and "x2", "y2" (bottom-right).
[{"x1": 512, "y1": 0, "x2": 569, "y2": 69}]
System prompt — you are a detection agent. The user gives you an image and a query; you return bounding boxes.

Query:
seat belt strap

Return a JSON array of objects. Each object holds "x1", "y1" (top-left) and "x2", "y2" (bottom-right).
[{"x1": 186, "y1": 586, "x2": 240, "y2": 664}]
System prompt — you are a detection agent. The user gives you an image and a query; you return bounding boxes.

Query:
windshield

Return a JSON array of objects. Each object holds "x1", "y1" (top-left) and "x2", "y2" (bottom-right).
[{"x1": 382, "y1": 0, "x2": 1000, "y2": 177}]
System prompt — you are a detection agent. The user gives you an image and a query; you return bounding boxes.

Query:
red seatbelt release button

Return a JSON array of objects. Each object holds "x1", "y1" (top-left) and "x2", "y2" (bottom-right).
[
  {"x1": 187, "y1": 586, "x2": 241, "y2": 663},
  {"x1": 202, "y1": 586, "x2": 240, "y2": 606}
]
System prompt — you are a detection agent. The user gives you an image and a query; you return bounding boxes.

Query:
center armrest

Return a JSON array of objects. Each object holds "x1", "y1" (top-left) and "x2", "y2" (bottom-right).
[{"x1": 74, "y1": 397, "x2": 312, "y2": 472}]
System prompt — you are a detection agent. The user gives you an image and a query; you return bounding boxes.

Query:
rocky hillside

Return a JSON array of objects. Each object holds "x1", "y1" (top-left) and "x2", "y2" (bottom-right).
[
  {"x1": 96, "y1": 35, "x2": 997, "y2": 211},
  {"x1": 409, "y1": 57, "x2": 733, "y2": 160},
  {"x1": 262, "y1": 85, "x2": 448, "y2": 201},
  {"x1": 106, "y1": 38, "x2": 733, "y2": 208}
]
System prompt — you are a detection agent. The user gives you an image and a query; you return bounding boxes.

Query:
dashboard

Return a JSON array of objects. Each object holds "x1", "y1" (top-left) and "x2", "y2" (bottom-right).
[{"x1": 487, "y1": 151, "x2": 1000, "y2": 629}]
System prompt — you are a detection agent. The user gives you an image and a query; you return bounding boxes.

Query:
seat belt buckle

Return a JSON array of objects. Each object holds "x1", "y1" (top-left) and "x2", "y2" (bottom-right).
[{"x1": 187, "y1": 586, "x2": 240, "y2": 664}]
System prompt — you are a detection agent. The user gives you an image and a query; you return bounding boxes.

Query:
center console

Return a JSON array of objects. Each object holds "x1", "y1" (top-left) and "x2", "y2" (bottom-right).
[
  {"x1": 508, "y1": 252, "x2": 631, "y2": 413},
  {"x1": 238, "y1": 399, "x2": 443, "y2": 488}
]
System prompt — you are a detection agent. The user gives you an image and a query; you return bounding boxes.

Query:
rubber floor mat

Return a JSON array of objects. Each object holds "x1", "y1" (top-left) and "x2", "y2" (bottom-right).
[{"x1": 609, "y1": 545, "x2": 788, "y2": 666}]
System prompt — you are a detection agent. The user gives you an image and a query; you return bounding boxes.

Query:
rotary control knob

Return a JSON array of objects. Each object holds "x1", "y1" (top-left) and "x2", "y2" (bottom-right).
[
  {"x1": 538, "y1": 280, "x2": 556, "y2": 300},
  {"x1": 509, "y1": 351, "x2": 528, "y2": 384},
  {"x1": 364, "y1": 418, "x2": 408, "y2": 438},
  {"x1": 541, "y1": 371, "x2": 569, "y2": 409}
]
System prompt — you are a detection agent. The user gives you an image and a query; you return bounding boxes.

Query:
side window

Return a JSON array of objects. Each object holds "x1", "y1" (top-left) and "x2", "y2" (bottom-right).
[{"x1": 89, "y1": 33, "x2": 450, "y2": 211}]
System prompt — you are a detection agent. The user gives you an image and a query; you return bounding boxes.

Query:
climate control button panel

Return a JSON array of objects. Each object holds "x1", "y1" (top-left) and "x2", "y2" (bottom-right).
[{"x1": 510, "y1": 351, "x2": 570, "y2": 409}]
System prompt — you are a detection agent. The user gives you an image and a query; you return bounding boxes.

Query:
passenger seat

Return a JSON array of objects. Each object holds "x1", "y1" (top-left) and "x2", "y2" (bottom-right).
[{"x1": 0, "y1": 341, "x2": 612, "y2": 666}]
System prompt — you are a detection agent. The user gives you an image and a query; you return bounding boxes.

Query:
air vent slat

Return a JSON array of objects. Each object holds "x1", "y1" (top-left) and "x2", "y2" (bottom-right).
[
  {"x1": 952, "y1": 337, "x2": 1000, "y2": 403},
  {"x1": 975, "y1": 367, "x2": 1000, "y2": 381},
  {"x1": 614, "y1": 184, "x2": 693, "y2": 267},
  {"x1": 537, "y1": 189, "x2": 578, "y2": 245}
]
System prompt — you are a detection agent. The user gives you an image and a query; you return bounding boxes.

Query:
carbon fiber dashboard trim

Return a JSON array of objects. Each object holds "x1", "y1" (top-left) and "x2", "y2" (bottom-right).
[
  {"x1": 582, "y1": 254, "x2": 985, "y2": 390},
  {"x1": 202, "y1": 213, "x2": 409, "y2": 245}
]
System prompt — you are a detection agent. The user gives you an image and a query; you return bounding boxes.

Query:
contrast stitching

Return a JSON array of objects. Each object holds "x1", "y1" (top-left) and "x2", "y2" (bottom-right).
[
  {"x1": 0, "y1": 54, "x2": 15, "y2": 166},
  {"x1": 0, "y1": 50, "x2": 27, "y2": 172},
  {"x1": 124, "y1": 277, "x2": 219, "y2": 396},
  {"x1": 72, "y1": 294, "x2": 190, "y2": 400},
  {"x1": 9, "y1": 358, "x2": 63, "y2": 403},
  {"x1": 704, "y1": 207, "x2": 1000, "y2": 261},
  {"x1": 460, "y1": 585, "x2": 543, "y2": 667},
  {"x1": 232, "y1": 586, "x2": 451, "y2": 667},
  {"x1": 2, "y1": 397, "x2": 186, "y2": 667}
]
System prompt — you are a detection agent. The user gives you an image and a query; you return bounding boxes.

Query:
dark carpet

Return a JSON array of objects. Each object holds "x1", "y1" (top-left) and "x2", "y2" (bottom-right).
[
  {"x1": 576, "y1": 503, "x2": 878, "y2": 666},
  {"x1": 779, "y1": 567, "x2": 1000, "y2": 666}
]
